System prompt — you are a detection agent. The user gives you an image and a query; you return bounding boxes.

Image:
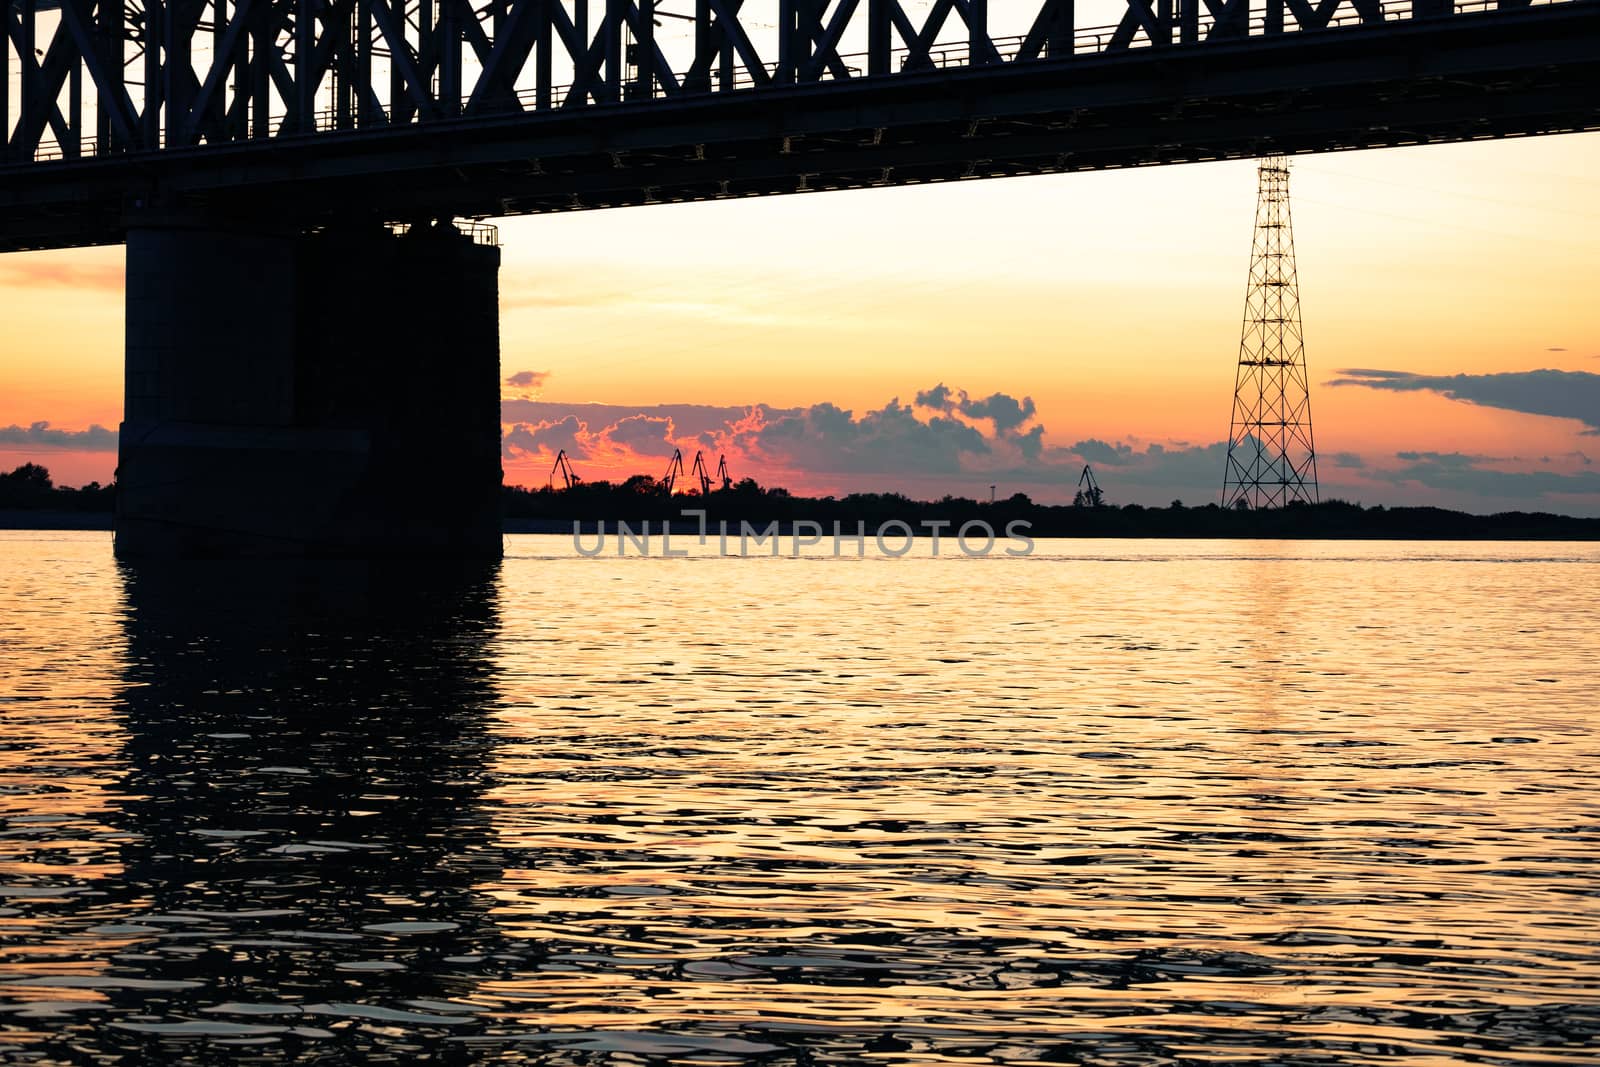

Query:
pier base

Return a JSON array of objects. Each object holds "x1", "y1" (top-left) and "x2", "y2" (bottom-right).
[{"x1": 116, "y1": 222, "x2": 502, "y2": 558}]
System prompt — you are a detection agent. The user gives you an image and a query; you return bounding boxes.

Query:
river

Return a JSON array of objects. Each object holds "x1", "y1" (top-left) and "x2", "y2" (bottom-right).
[{"x1": 1, "y1": 531, "x2": 1595, "y2": 1064}]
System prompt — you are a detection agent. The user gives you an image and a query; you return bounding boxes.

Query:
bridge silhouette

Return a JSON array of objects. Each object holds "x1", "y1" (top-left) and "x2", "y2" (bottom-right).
[
  {"x1": 4, "y1": 0, "x2": 1596, "y2": 251},
  {"x1": 2, "y1": 0, "x2": 1595, "y2": 556}
]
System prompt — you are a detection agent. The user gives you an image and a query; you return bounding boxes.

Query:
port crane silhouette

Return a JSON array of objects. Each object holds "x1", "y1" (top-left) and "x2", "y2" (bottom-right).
[
  {"x1": 690, "y1": 451, "x2": 735, "y2": 494},
  {"x1": 690, "y1": 451, "x2": 736, "y2": 495},
  {"x1": 661, "y1": 449, "x2": 686, "y2": 493},
  {"x1": 547, "y1": 448, "x2": 732, "y2": 494},
  {"x1": 691, "y1": 452, "x2": 713, "y2": 496},
  {"x1": 548, "y1": 449, "x2": 580, "y2": 491},
  {"x1": 1074, "y1": 465, "x2": 1105, "y2": 508}
]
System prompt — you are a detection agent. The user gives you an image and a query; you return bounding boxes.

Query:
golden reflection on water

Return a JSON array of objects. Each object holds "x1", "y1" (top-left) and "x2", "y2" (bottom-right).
[
  {"x1": 0, "y1": 535, "x2": 133, "y2": 1021},
  {"x1": 470, "y1": 538, "x2": 1599, "y2": 1061},
  {"x1": 0, "y1": 531, "x2": 1596, "y2": 1064}
]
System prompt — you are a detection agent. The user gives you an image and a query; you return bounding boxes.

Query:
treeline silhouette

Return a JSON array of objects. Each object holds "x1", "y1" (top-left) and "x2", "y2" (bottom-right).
[
  {"x1": 5, "y1": 463, "x2": 1598, "y2": 539},
  {"x1": 505, "y1": 474, "x2": 1600, "y2": 540},
  {"x1": 0, "y1": 462, "x2": 115, "y2": 511}
]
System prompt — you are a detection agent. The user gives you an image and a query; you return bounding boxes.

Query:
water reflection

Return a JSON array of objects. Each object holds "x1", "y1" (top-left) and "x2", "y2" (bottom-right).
[
  {"x1": 0, "y1": 543, "x2": 131, "y2": 1053},
  {"x1": 6, "y1": 560, "x2": 505, "y2": 1063},
  {"x1": 1, "y1": 535, "x2": 1597, "y2": 1065}
]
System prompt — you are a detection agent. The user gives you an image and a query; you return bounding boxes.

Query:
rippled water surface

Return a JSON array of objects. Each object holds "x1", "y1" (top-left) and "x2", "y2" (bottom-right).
[{"x1": 1, "y1": 532, "x2": 1597, "y2": 1065}]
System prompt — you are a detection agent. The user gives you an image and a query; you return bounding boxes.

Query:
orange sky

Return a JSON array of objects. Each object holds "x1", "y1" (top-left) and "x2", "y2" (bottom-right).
[{"x1": 3, "y1": 132, "x2": 1598, "y2": 511}]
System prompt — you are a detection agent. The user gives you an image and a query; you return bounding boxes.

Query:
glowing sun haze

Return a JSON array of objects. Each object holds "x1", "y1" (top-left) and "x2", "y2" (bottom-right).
[{"x1": 2, "y1": 132, "x2": 1598, "y2": 512}]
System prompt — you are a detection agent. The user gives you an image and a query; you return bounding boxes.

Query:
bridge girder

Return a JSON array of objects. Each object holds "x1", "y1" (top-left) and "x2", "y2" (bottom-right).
[{"x1": 2, "y1": 0, "x2": 1597, "y2": 250}]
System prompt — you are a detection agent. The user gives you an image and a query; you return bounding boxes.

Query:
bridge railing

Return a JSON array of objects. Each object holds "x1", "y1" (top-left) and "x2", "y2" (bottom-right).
[
  {"x1": 9, "y1": 0, "x2": 1577, "y2": 167},
  {"x1": 386, "y1": 220, "x2": 501, "y2": 245},
  {"x1": 478, "y1": 0, "x2": 1569, "y2": 116}
]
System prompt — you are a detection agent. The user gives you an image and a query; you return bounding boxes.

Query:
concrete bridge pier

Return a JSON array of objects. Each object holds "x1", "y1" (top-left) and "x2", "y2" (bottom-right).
[{"x1": 116, "y1": 219, "x2": 503, "y2": 558}]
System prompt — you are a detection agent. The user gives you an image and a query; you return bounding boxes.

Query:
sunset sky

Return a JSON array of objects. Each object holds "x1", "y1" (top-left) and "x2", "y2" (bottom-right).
[{"x1": 3, "y1": 131, "x2": 1598, "y2": 513}]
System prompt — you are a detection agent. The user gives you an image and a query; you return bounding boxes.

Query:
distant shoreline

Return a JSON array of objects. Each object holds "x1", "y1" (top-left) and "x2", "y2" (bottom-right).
[
  {"x1": 5, "y1": 511, "x2": 1598, "y2": 541},
  {"x1": 8, "y1": 459, "x2": 1600, "y2": 540},
  {"x1": 0, "y1": 510, "x2": 116, "y2": 530},
  {"x1": 509, "y1": 522, "x2": 1600, "y2": 541}
]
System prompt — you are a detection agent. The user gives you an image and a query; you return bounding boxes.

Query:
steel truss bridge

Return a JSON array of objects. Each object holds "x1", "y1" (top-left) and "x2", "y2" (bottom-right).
[{"x1": 2, "y1": 0, "x2": 1597, "y2": 251}]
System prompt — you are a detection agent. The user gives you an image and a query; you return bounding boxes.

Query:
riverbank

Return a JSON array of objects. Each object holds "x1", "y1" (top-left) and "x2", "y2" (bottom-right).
[
  {"x1": 8, "y1": 509, "x2": 1599, "y2": 540},
  {"x1": 0, "y1": 510, "x2": 115, "y2": 530}
]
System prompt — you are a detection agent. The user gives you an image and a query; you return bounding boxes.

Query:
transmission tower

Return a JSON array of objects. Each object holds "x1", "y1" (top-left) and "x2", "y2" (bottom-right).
[{"x1": 1222, "y1": 155, "x2": 1319, "y2": 509}]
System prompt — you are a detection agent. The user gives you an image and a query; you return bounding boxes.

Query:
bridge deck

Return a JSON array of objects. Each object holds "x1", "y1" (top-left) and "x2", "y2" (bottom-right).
[{"x1": 2, "y1": 0, "x2": 1596, "y2": 251}]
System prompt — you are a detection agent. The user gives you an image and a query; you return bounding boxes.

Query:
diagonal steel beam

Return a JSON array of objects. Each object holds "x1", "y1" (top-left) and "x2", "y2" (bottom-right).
[
  {"x1": 183, "y1": 0, "x2": 254, "y2": 143},
  {"x1": 1110, "y1": 0, "x2": 1168, "y2": 50},
  {"x1": 621, "y1": 0, "x2": 681, "y2": 95},
  {"x1": 369, "y1": 0, "x2": 437, "y2": 119},
  {"x1": 8, "y1": 7, "x2": 76, "y2": 154},
  {"x1": 1015, "y1": 0, "x2": 1073, "y2": 61},
  {"x1": 799, "y1": 0, "x2": 861, "y2": 82},
  {"x1": 953, "y1": 0, "x2": 1001, "y2": 65},
  {"x1": 466, "y1": 0, "x2": 541, "y2": 111},
  {"x1": 878, "y1": 0, "x2": 936, "y2": 71},
  {"x1": 56, "y1": 0, "x2": 140, "y2": 144},
  {"x1": 703, "y1": 0, "x2": 769, "y2": 87}
]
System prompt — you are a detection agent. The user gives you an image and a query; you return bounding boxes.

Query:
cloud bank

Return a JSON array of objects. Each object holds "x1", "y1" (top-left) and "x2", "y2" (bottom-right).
[
  {"x1": 504, "y1": 369, "x2": 550, "y2": 390},
  {"x1": 496, "y1": 381, "x2": 1600, "y2": 513},
  {"x1": 1329, "y1": 368, "x2": 1600, "y2": 434},
  {"x1": 1380, "y1": 451, "x2": 1600, "y2": 500},
  {"x1": 0, "y1": 421, "x2": 118, "y2": 451},
  {"x1": 500, "y1": 389, "x2": 1234, "y2": 502}
]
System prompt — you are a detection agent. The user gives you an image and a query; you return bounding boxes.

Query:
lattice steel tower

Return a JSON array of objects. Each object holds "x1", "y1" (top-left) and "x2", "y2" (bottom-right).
[{"x1": 1222, "y1": 155, "x2": 1319, "y2": 509}]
